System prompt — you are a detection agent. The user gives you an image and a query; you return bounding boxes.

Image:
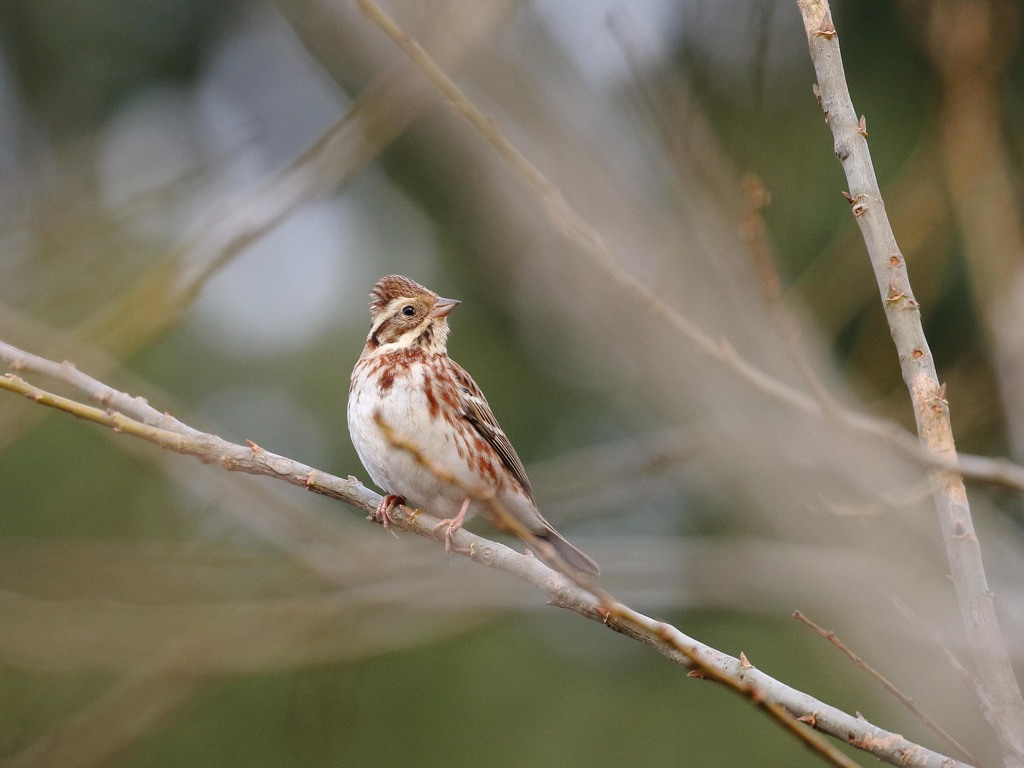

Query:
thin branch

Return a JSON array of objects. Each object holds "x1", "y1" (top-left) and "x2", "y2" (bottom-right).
[
  {"x1": 794, "y1": 610, "x2": 981, "y2": 766},
  {"x1": 0, "y1": 340, "x2": 971, "y2": 768},
  {"x1": 795, "y1": 3, "x2": 1024, "y2": 764}
]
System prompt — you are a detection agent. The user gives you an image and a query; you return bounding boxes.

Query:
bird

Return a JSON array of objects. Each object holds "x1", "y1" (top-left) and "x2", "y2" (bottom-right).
[{"x1": 347, "y1": 274, "x2": 599, "y2": 576}]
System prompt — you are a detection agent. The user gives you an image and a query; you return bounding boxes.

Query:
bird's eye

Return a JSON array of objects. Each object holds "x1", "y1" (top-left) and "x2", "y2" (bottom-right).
[{"x1": 401, "y1": 305, "x2": 416, "y2": 317}]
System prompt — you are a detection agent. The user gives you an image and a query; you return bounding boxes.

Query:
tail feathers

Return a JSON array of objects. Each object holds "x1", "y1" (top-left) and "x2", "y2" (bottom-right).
[{"x1": 535, "y1": 527, "x2": 600, "y2": 577}]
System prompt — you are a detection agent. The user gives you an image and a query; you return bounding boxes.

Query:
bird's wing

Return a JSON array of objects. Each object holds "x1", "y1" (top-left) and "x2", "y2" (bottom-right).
[{"x1": 447, "y1": 359, "x2": 533, "y2": 497}]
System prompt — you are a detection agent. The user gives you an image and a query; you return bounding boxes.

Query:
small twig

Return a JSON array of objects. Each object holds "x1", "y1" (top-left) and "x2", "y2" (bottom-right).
[{"x1": 794, "y1": 610, "x2": 981, "y2": 766}]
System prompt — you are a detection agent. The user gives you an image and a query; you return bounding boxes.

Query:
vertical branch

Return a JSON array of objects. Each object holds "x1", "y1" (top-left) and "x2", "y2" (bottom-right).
[{"x1": 795, "y1": 2, "x2": 1024, "y2": 764}]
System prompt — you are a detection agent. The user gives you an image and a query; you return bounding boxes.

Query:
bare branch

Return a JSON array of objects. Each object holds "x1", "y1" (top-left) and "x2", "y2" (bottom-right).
[
  {"x1": 795, "y1": 1, "x2": 1024, "y2": 763},
  {"x1": 0, "y1": 340, "x2": 972, "y2": 768}
]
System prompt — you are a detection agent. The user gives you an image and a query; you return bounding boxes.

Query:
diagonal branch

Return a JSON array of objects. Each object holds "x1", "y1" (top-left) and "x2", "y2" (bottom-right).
[
  {"x1": 0, "y1": 339, "x2": 971, "y2": 768},
  {"x1": 795, "y1": 2, "x2": 1024, "y2": 765}
]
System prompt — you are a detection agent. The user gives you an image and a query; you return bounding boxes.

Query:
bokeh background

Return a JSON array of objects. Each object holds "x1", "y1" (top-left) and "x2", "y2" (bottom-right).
[{"x1": 1, "y1": 0, "x2": 1023, "y2": 765}]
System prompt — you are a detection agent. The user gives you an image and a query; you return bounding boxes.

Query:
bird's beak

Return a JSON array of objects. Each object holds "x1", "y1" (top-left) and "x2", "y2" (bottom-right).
[{"x1": 431, "y1": 297, "x2": 460, "y2": 318}]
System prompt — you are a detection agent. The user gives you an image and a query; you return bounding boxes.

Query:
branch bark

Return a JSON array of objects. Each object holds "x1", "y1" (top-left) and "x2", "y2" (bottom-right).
[{"x1": 796, "y1": 2, "x2": 1024, "y2": 765}]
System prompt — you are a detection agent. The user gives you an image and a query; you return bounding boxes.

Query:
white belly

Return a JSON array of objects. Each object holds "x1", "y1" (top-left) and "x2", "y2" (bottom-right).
[{"x1": 348, "y1": 360, "x2": 474, "y2": 519}]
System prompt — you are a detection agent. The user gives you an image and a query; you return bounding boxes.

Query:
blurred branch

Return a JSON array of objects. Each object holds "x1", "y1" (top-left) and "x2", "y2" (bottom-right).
[
  {"x1": 796, "y1": 1, "x2": 1024, "y2": 764},
  {"x1": 921, "y1": 0, "x2": 1024, "y2": 460},
  {"x1": 73, "y1": 0, "x2": 512, "y2": 361},
  {"x1": 794, "y1": 610, "x2": 980, "y2": 766},
  {"x1": 0, "y1": 341, "x2": 971, "y2": 768},
  {"x1": 349, "y1": 0, "x2": 1024, "y2": 505},
  {"x1": 78, "y1": 66, "x2": 420, "y2": 358}
]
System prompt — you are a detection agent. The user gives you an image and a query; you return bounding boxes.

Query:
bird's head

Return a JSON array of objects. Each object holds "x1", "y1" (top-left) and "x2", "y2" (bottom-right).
[{"x1": 365, "y1": 274, "x2": 459, "y2": 353}]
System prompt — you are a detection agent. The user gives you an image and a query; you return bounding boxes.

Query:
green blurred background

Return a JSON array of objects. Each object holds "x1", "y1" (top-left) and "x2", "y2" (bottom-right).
[{"x1": 1, "y1": 0, "x2": 1022, "y2": 766}]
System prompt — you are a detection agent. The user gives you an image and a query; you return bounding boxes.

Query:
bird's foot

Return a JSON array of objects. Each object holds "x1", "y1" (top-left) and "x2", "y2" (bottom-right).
[
  {"x1": 432, "y1": 496, "x2": 472, "y2": 556},
  {"x1": 371, "y1": 494, "x2": 406, "y2": 535}
]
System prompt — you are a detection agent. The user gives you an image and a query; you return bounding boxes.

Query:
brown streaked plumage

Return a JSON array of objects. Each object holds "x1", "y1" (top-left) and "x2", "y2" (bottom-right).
[{"x1": 347, "y1": 274, "x2": 599, "y2": 576}]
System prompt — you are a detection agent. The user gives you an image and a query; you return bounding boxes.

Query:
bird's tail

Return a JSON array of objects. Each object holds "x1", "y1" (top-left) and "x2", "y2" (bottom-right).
[{"x1": 534, "y1": 526, "x2": 600, "y2": 577}]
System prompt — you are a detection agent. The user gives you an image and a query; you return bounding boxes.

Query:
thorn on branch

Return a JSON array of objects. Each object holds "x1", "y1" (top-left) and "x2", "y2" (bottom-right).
[
  {"x1": 841, "y1": 192, "x2": 867, "y2": 216},
  {"x1": 857, "y1": 115, "x2": 868, "y2": 137},
  {"x1": 885, "y1": 282, "x2": 907, "y2": 305},
  {"x1": 815, "y1": 15, "x2": 837, "y2": 39}
]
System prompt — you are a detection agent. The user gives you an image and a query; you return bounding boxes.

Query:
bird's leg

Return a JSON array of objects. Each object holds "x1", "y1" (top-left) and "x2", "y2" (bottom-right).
[
  {"x1": 371, "y1": 494, "x2": 406, "y2": 532},
  {"x1": 432, "y1": 496, "x2": 471, "y2": 555}
]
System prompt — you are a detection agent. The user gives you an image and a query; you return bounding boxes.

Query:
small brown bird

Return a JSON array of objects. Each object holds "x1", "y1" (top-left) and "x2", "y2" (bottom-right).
[{"x1": 347, "y1": 275, "x2": 599, "y2": 576}]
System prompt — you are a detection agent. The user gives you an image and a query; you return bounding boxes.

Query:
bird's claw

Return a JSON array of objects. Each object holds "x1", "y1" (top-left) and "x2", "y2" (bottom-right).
[
  {"x1": 371, "y1": 494, "x2": 405, "y2": 538},
  {"x1": 432, "y1": 517, "x2": 462, "y2": 555}
]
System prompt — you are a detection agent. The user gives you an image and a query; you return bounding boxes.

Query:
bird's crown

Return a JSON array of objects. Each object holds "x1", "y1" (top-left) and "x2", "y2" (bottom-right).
[{"x1": 370, "y1": 275, "x2": 436, "y2": 315}]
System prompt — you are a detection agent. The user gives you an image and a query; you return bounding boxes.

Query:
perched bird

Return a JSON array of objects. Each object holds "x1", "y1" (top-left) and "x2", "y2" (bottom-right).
[{"x1": 348, "y1": 274, "x2": 599, "y2": 576}]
